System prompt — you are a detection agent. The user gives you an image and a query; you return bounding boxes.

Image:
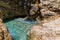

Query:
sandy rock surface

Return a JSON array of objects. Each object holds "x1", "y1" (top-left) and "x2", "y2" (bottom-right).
[
  {"x1": 27, "y1": 17, "x2": 60, "y2": 40},
  {"x1": 0, "y1": 18, "x2": 12, "y2": 40}
]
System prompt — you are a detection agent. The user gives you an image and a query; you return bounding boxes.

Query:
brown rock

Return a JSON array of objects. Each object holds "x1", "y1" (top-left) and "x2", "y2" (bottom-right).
[
  {"x1": 0, "y1": 18, "x2": 12, "y2": 40},
  {"x1": 27, "y1": 17, "x2": 60, "y2": 40},
  {"x1": 39, "y1": 0, "x2": 60, "y2": 12},
  {"x1": 40, "y1": 9, "x2": 57, "y2": 16}
]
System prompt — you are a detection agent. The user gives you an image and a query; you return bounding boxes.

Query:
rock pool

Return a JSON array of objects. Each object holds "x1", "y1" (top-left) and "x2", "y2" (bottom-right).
[{"x1": 4, "y1": 18, "x2": 37, "y2": 40}]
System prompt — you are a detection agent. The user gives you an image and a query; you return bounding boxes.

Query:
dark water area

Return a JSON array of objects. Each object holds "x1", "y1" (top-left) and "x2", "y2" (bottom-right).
[{"x1": 4, "y1": 18, "x2": 37, "y2": 40}]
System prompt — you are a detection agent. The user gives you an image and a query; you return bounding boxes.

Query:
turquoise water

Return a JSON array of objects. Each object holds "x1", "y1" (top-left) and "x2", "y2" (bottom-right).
[{"x1": 4, "y1": 18, "x2": 37, "y2": 40}]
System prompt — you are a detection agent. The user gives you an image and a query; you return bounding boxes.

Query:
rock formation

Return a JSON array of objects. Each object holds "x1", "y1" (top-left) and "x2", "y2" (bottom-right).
[
  {"x1": 29, "y1": 0, "x2": 60, "y2": 21},
  {"x1": 27, "y1": 17, "x2": 60, "y2": 40},
  {"x1": 0, "y1": 18, "x2": 12, "y2": 40},
  {"x1": 0, "y1": 0, "x2": 60, "y2": 20},
  {"x1": 27, "y1": 0, "x2": 60, "y2": 38}
]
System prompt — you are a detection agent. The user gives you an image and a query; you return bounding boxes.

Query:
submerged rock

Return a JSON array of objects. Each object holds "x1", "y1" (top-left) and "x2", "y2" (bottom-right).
[
  {"x1": 0, "y1": 18, "x2": 12, "y2": 40},
  {"x1": 27, "y1": 17, "x2": 60, "y2": 40}
]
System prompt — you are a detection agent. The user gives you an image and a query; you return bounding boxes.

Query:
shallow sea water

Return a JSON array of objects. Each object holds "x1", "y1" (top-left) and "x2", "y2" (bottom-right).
[{"x1": 4, "y1": 18, "x2": 37, "y2": 40}]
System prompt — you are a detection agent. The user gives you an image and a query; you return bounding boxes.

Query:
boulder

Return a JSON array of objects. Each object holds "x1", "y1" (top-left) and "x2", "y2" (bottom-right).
[{"x1": 27, "y1": 17, "x2": 60, "y2": 40}]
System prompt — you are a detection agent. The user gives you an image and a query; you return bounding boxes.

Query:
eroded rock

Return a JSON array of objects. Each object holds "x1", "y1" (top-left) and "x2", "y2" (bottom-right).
[
  {"x1": 27, "y1": 17, "x2": 60, "y2": 40},
  {"x1": 0, "y1": 18, "x2": 12, "y2": 40},
  {"x1": 40, "y1": 9, "x2": 57, "y2": 16},
  {"x1": 39, "y1": 0, "x2": 60, "y2": 11}
]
